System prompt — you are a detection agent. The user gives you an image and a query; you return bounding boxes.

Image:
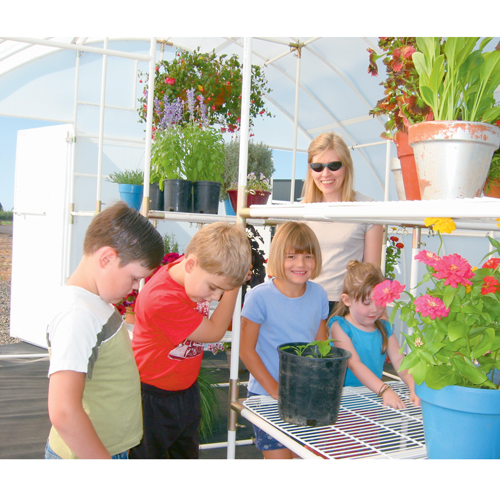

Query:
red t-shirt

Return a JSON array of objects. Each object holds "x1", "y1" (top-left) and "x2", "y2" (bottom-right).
[{"x1": 131, "y1": 259, "x2": 208, "y2": 391}]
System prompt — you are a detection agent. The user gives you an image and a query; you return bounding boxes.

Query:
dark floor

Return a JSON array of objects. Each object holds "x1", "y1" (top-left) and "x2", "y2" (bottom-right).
[{"x1": 0, "y1": 341, "x2": 261, "y2": 459}]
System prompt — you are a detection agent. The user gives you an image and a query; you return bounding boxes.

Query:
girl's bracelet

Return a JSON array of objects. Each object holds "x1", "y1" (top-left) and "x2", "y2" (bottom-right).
[{"x1": 378, "y1": 383, "x2": 391, "y2": 397}]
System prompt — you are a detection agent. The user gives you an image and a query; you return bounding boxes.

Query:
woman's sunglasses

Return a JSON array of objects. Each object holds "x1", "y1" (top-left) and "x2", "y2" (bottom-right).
[{"x1": 309, "y1": 161, "x2": 343, "y2": 172}]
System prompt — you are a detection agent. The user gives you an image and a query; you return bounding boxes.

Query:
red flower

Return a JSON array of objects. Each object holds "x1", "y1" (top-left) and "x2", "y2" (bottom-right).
[
  {"x1": 259, "y1": 109, "x2": 265, "y2": 114},
  {"x1": 396, "y1": 242, "x2": 404, "y2": 249},
  {"x1": 482, "y1": 258, "x2": 500, "y2": 270},
  {"x1": 432, "y1": 254, "x2": 474, "y2": 288},
  {"x1": 481, "y1": 276, "x2": 500, "y2": 295},
  {"x1": 390, "y1": 236, "x2": 399, "y2": 242},
  {"x1": 164, "y1": 77, "x2": 175, "y2": 85}
]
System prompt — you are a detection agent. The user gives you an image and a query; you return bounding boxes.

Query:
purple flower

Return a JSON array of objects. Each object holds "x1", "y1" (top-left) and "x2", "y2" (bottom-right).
[{"x1": 186, "y1": 88, "x2": 196, "y2": 121}]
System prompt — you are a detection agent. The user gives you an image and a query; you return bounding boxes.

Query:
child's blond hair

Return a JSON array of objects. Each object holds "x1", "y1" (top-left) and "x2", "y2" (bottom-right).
[
  {"x1": 266, "y1": 221, "x2": 322, "y2": 280},
  {"x1": 185, "y1": 222, "x2": 251, "y2": 288},
  {"x1": 331, "y1": 260, "x2": 389, "y2": 353}
]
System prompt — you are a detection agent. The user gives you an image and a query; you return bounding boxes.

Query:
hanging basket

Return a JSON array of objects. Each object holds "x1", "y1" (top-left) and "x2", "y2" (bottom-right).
[{"x1": 408, "y1": 121, "x2": 500, "y2": 200}]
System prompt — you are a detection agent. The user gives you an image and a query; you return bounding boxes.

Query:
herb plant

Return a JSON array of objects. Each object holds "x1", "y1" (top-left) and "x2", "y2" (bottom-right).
[
  {"x1": 108, "y1": 168, "x2": 144, "y2": 185},
  {"x1": 280, "y1": 340, "x2": 336, "y2": 358}
]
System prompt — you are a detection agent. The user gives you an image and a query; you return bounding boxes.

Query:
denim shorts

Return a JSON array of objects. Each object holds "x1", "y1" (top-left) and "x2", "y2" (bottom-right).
[
  {"x1": 248, "y1": 391, "x2": 286, "y2": 451},
  {"x1": 44, "y1": 440, "x2": 129, "y2": 459}
]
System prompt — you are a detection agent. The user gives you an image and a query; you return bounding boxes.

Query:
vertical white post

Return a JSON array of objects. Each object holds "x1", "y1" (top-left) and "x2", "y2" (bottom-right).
[
  {"x1": 381, "y1": 140, "x2": 392, "y2": 274},
  {"x1": 96, "y1": 38, "x2": 108, "y2": 213},
  {"x1": 290, "y1": 48, "x2": 301, "y2": 202},
  {"x1": 142, "y1": 37, "x2": 157, "y2": 217},
  {"x1": 228, "y1": 37, "x2": 253, "y2": 460}
]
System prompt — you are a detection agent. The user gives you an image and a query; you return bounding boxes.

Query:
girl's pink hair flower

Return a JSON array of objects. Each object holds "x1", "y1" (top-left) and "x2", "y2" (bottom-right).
[
  {"x1": 414, "y1": 294, "x2": 450, "y2": 319},
  {"x1": 432, "y1": 254, "x2": 474, "y2": 288},
  {"x1": 372, "y1": 280, "x2": 405, "y2": 307},
  {"x1": 415, "y1": 250, "x2": 441, "y2": 268}
]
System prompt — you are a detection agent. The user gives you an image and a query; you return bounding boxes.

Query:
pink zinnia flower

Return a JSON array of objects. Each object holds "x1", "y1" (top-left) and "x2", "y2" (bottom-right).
[
  {"x1": 414, "y1": 294, "x2": 450, "y2": 320},
  {"x1": 415, "y1": 250, "x2": 441, "y2": 268},
  {"x1": 432, "y1": 254, "x2": 474, "y2": 288},
  {"x1": 372, "y1": 280, "x2": 405, "y2": 307}
]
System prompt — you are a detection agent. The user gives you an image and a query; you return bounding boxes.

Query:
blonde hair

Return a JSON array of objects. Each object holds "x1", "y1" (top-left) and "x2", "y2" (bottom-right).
[
  {"x1": 330, "y1": 260, "x2": 389, "y2": 353},
  {"x1": 185, "y1": 222, "x2": 251, "y2": 288},
  {"x1": 301, "y1": 132, "x2": 355, "y2": 203},
  {"x1": 266, "y1": 222, "x2": 322, "y2": 280}
]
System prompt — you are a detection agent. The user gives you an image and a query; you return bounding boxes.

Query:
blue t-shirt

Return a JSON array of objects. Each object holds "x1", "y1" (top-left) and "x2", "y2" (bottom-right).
[
  {"x1": 328, "y1": 316, "x2": 393, "y2": 387},
  {"x1": 242, "y1": 279, "x2": 329, "y2": 396}
]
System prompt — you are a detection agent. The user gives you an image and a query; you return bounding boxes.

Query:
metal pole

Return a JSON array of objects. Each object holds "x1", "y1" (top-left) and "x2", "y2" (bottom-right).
[
  {"x1": 141, "y1": 38, "x2": 157, "y2": 217},
  {"x1": 96, "y1": 38, "x2": 108, "y2": 213},
  {"x1": 227, "y1": 36, "x2": 253, "y2": 460},
  {"x1": 290, "y1": 46, "x2": 301, "y2": 202}
]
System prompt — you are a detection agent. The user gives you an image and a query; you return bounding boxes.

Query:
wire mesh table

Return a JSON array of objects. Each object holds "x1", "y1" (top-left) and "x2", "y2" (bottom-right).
[{"x1": 234, "y1": 381, "x2": 427, "y2": 459}]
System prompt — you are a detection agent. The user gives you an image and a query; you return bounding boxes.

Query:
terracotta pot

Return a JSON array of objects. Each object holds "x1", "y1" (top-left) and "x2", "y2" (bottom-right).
[
  {"x1": 484, "y1": 178, "x2": 500, "y2": 199},
  {"x1": 393, "y1": 131, "x2": 421, "y2": 201},
  {"x1": 227, "y1": 189, "x2": 271, "y2": 213},
  {"x1": 408, "y1": 121, "x2": 500, "y2": 200}
]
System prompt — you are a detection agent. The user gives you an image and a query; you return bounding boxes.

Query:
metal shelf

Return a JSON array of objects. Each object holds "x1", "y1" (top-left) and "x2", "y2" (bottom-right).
[{"x1": 233, "y1": 381, "x2": 426, "y2": 459}]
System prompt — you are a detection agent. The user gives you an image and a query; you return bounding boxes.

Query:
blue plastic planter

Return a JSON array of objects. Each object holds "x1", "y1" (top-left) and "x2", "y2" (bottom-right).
[
  {"x1": 118, "y1": 184, "x2": 143, "y2": 211},
  {"x1": 416, "y1": 382, "x2": 500, "y2": 459},
  {"x1": 224, "y1": 198, "x2": 236, "y2": 216}
]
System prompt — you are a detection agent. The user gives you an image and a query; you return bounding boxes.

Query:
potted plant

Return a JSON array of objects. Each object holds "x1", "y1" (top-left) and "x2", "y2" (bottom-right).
[
  {"x1": 150, "y1": 88, "x2": 225, "y2": 214},
  {"x1": 368, "y1": 38, "x2": 433, "y2": 200},
  {"x1": 277, "y1": 340, "x2": 351, "y2": 427},
  {"x1": 138, "y1": 47, "x2": 273, "y2": 133},
  {"x1": 108, "y1": 168, "x2": 144, "y2": 211},
  {"x1": 384, "y1": 231, "x2": 405, "y2": 280},
  {"x1": 408, "y1": 37, "x2": 500, "y2": 199},
  {"x1": 373, "y1": 218, "x2": 500, "y2": 458}
]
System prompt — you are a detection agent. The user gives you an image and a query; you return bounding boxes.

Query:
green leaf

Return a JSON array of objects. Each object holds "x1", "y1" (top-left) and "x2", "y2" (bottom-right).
[{"x1": 447, "y1": 320, "x2": 468, "y2": 341}]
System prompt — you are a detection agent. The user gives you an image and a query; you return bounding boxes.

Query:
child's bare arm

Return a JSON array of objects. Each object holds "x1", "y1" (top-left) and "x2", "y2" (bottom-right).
[
  {"x1": 48, "y1": 371, "x2": 112, "y2": 459},
  {"x1": 315, "y1": 319, "x2": 328, "y2": 341},
  {"x1": 386, "y1": 334, "x2": 420, "y2": 406},
  {"x1": 240, "y1": 317, "x2": 279, "y2": 399},
  {"x1": 187, "y1": 287, "x2": 240, "y2": 343},
  {"x1": 331, "y1": 322, "x2": 407, "y2": 409}
]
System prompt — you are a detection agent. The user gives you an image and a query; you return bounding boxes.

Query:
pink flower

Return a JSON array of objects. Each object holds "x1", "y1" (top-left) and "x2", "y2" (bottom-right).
[
  {"x1": 414, "y1": 294, "x2": 450, "y2": 319},
  {"x1": 372, "y1": 280, "x2": 405, "y2": 307},
  {"x1": 432, "y1": 254, "x2": 474, "y2": 288},
  {"x1": 415, "y1": 250, "x2": 441, "y2": 268}
]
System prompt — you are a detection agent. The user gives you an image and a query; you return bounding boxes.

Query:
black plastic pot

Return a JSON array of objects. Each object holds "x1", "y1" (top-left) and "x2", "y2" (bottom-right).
[
  {"x1": 193, "y1": 181, "x2": 221, "y2": 214},
  {"x1": 149, "y1": 182, "x2": 164, "y2": 211},
  {"x1": 164, "y1": 179, "x2": 193, "y2": 213},
  {"x1": 277, "y1": 342, "x2": 351, "y2": 427}
]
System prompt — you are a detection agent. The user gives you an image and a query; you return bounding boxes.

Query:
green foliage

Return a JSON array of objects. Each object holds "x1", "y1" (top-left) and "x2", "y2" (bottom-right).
[
  {"x1": 107, "y1": 168, "x2": 144, "y2": 185},
  {"x1": 151, "y1": 124, "x2": 225, "y2": 188},
  {"x1": 280, "y1": 340, "x2": 336, "y2": 358},
  {"x1": 162, "y1": 232, "x2": 180, "y2": 254},
  {"x1": 221, "y1": 140, "x2": 274, "y2": 200},
  {"x1": 393, "y1": 235, "x2": 500, "y2": 391},
  {"x1": 413, "y1": 37, "x2": 500, "y2": 122},
  {"x1": 485, "y1": 147, "x2": 500, "y2": 193},
  {"x1": 138, "y1": 48, "x2": 273, "y2": 132},
  {"x1": 0, "y1": 210, "x2": 13, "y2": 222},
  {"x1": 197, "y1": 367, "x2": 221, "y2": 443}
]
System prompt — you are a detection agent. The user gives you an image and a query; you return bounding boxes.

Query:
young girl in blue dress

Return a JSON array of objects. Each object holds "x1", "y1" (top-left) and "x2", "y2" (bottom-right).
[
  {"x1": 240, "y1": 221, "x2": 329, "y2": 459},
  {"x1": 329, "y1": 260, "x2": 420, "y2": 409}
]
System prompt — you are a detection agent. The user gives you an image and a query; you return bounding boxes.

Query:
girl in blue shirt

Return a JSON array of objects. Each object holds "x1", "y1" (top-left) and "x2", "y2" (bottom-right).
[
  {"x1": 240, "y1": 221, "x2": 329, "y2": 459},
  {"x1": 329, "y1": 260, "x2": 420, "y2": 409}
]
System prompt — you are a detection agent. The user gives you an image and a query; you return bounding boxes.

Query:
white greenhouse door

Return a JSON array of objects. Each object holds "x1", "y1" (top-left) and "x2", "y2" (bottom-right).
[{"x1": 11, "y1": 124, "x2": 74, "y2": 347}]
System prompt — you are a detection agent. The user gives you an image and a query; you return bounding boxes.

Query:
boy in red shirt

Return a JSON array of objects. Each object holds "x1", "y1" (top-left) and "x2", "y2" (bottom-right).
[{"x1": 129, "y1": 222, "x2": 252, "y2": 459}]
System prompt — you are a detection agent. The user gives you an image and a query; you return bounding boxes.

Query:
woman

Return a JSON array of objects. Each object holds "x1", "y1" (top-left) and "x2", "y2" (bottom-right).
[{"x1": 302, "y1": 132, "x2": 383, "y2": 314}]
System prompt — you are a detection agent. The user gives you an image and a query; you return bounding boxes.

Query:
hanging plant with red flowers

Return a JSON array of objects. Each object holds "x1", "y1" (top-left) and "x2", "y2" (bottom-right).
[
  {"x1": 367, "y1": 37, "x2": 433, "y2": 139},
  {"x1": 138, "y1": 48, "x2": 273, "y2": 133}
]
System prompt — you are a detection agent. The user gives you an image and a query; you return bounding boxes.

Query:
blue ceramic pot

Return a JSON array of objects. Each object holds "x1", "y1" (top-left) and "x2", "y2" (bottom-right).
[
  {"x1": 118, "y1": 184, "x2": 143, "y2": 211},
  {"x1": 416, "y1": 382, "x2": 500, "y2": 459}
]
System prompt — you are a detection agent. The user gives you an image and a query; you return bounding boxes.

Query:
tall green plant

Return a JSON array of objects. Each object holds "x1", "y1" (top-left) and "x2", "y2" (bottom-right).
[
  {"x1": 108, "y1": 168, "x2": 144, "y2": 185},
  {"x1": 413, "y1": 37, "x2": 500, "y2": 122}
]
